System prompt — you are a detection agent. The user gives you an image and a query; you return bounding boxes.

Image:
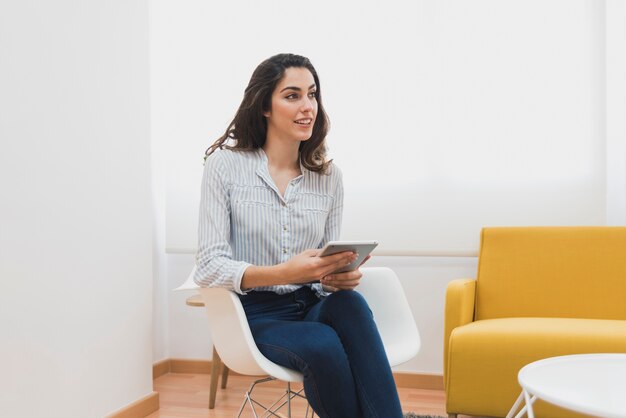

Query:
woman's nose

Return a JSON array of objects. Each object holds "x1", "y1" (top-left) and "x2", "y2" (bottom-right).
[{"x1": 301, "y1": 97, "x2": 314, "y2": 112}]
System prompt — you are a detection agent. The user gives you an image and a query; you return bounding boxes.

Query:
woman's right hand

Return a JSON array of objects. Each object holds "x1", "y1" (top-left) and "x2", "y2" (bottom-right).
[{"x1": 283, "y1": 249, "x2": 358, "y2": 284}]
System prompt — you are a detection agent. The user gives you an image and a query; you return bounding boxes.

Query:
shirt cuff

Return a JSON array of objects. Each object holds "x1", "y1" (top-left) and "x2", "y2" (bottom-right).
[
  {"x1": 312, "y1": 282, "x2": 331, "y2": 297},
  {"x1": 232, "y1": 262, "x2": 253, "y2": 295}
]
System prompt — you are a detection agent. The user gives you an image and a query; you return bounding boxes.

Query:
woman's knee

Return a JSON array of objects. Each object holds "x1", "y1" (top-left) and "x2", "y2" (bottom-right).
[{"x1": 324, "y1": 290, "x2": 372, "y2": 317}]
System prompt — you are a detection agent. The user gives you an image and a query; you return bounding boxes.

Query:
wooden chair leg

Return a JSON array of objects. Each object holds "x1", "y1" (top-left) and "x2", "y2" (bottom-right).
[
  {"x1": 221, "y1": 362, "x2": 229, "y2": 389},
  {"x1": 209, "y1": 346, "x2": 221, "y2": 409}
]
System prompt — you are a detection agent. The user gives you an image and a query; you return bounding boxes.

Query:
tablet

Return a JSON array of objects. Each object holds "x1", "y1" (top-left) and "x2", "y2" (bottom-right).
[{"x1": 319, "y1": 240, "x2": 378, "y2": 274}]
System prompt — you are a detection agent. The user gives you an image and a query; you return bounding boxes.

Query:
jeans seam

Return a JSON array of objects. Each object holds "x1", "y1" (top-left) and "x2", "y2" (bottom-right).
[
  {"x1": 321, "y1": 293, "x2": 379, "y2": 418},
  {"x1": 257, "y1": 343, "x2": 331, "y2": 418},
  {"x1": 318, "y1": 321, "x2": 379, "y2": 417},
  {"x1": 349, "y1": 367, "x2": 379, "y2": 417}
]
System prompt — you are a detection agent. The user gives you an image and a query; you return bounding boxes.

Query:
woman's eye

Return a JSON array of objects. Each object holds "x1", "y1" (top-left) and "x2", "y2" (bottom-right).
[{"x1": 285, "y1": 92, "x2": 316, "y2": 100}]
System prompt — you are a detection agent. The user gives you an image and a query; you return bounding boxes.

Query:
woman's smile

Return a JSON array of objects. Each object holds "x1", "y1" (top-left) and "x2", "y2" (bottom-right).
[{"x1": 295, "y1": 117, "x2": 313, "y2": 127}]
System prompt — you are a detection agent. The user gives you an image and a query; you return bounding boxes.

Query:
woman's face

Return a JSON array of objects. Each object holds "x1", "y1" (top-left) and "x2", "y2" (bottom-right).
[{"x1": 264, "y1": 67, "x2": 318, "y2": 143}]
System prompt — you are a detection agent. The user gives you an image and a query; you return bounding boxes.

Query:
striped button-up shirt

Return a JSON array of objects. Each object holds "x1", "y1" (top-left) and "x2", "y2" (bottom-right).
[{"x1": 193, "y1": 147, "x2": 343, "y2": 295}]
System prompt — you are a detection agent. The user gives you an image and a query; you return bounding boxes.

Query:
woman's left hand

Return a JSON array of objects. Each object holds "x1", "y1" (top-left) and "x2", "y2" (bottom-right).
[{"x1": 320, "y1": 255, "x2": 371, "y2": 291}]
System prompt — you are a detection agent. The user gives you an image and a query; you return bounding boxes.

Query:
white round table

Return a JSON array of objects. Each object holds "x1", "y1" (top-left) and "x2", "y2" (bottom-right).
[{"x1": 506, "y1": 353, "x2": 626, "y2": 418}]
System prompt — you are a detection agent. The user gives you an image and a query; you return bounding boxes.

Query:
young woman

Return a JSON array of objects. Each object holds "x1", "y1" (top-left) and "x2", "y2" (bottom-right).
[{"x1": 194, "y1": 53, "x2": 404, "y2": 418}]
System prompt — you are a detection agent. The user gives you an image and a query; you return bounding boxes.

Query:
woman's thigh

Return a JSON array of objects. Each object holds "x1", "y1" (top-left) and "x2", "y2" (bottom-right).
[
  {"x1": 304, "y1": 289, "x2": 373, "y2": 326},
  {"x1": 248, "y1": 318, "x2": 350, "y2": 373}
]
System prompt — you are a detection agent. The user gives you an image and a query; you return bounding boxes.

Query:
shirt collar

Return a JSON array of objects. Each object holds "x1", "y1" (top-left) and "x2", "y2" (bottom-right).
[{"x1": 255, "y1": 147, "x2": 307, "y2": 180}]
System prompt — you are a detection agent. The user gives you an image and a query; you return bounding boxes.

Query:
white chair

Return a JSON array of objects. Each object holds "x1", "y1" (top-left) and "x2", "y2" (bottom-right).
[
  {"x1": 356, "y1": 267, "x2": 421, "y2": 366},
  {"x1": 177, "y1": 266, "x2": 420, "y2": 417}
]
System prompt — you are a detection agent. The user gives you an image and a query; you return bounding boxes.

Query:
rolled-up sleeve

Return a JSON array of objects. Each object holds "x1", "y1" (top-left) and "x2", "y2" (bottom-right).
[{"x1": 193, "y1": 153, "x2": 251, "y2": 294}]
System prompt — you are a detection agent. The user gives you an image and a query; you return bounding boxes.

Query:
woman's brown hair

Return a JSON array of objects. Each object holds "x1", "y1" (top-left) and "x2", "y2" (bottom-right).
[{"x1": 204, "y1": 53, "x2": 331, "y2": 173}]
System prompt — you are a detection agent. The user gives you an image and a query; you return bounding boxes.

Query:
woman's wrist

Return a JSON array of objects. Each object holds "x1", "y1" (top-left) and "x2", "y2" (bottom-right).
[{"x1": 241, "y1": 263, "x2": 290, "y2": 290}]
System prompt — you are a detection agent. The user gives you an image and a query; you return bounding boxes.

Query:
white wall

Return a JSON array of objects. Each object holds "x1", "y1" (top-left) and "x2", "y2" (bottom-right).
[
  {"x1": 151, "y1": 4, "x2": 170, "y2": 361},
  {"x1": 606, "y1": 0, "x2": 626, "y2": 225},
  {"x1": 155, "y1": 0, "x2": 608, "y2": 255},
  {"x1": 152, "y1": 0, "x2": 626, "y2": 376},
  {"x1": 0, "y1": 1, "x2": 153, "y2": 417}
]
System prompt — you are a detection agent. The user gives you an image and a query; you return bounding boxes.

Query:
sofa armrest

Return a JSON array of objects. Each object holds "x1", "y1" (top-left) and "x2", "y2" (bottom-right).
[{"x1": 444, "y1": 278, "x2": 476, "y2": 388}]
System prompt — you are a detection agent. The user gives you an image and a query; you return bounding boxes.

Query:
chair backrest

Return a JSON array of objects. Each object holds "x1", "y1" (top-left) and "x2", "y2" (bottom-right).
[
  {"x1": 475, "y1": 227, "x2": 626, "y2": 321},
  {"x1": 357, "y1": 267, "x2": 421, "y2": 367}
]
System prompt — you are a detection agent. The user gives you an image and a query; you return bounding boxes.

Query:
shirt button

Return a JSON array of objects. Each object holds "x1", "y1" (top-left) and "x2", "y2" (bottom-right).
[
  {"x1": 283, "y1": 249, "x2": 288, "y2": 254},
  {"x1": 283, "y1": 225, "x2": 288, "y2": 231}
]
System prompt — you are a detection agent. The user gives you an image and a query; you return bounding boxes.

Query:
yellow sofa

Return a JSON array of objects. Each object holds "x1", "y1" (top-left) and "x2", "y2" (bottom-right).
[{"x1": 444, "y1": 227, "x2": 626, "y2": 418}]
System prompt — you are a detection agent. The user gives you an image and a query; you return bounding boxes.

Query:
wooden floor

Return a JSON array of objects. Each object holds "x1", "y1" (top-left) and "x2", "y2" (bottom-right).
[{"x1": 147, "y1": 372, "x2": 456, "y2": 417}]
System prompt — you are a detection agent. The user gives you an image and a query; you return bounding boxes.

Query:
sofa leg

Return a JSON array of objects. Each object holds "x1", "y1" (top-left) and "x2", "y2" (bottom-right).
[{"x1": 448, "y1": 415, "x2": 457, "y2": 418}]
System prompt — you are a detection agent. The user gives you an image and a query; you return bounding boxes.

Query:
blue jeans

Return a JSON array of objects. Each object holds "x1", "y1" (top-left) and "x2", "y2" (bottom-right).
[{"x1": 239, "y1": 286, "x2": 403, "y2": 418}]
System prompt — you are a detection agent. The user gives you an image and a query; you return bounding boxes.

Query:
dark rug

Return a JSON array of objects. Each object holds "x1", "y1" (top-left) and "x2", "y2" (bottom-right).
[{"x1": 403, "y1": 414, "x2": 446, "y2": 418}]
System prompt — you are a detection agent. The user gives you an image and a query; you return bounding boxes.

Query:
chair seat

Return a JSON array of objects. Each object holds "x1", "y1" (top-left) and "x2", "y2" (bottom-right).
[{"x1": 447, "y1": 317, "x2": 626, "y2": 417}]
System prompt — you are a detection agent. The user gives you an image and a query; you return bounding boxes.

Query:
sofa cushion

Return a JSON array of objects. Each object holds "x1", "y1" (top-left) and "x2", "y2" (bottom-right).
[
  {"x1": 475, "y1": 227, "x2": 626, "y2": 320},
  {"x1": 446, "y1": 317, "x2": 626, "y2": 417}
]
